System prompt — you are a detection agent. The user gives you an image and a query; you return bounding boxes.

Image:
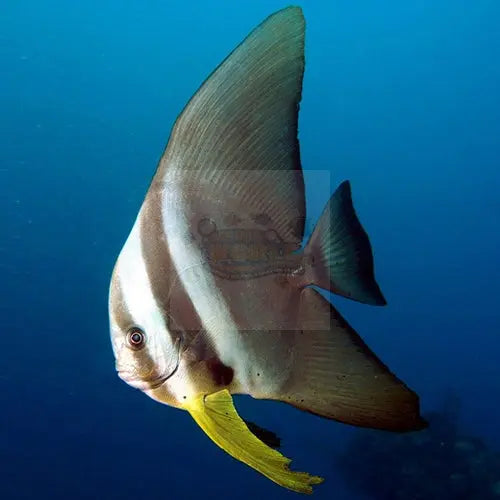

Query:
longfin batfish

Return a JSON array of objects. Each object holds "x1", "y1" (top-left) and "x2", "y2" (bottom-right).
[{"x1": 108, "y1": 5, "x2": 426, "y2": 494}]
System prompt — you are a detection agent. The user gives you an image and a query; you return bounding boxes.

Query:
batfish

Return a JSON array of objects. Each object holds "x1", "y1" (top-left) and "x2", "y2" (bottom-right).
[{"x1": 108, "y1": 5, "x2": 426, "y2": 494}]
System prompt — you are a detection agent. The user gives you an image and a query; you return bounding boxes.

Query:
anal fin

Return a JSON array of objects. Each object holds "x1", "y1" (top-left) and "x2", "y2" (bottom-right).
[
  {"x1": 183, "y1": 389, "x2": 323, "y2": 494},
  {"x1": 265, "y1": 288, "x2": 427, "y2": 432}
]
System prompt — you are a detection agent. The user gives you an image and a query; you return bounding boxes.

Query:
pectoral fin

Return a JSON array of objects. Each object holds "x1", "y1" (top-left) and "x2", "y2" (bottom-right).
[{"x1": 183, "y1": 389, "x2": 323, "y2": 494}]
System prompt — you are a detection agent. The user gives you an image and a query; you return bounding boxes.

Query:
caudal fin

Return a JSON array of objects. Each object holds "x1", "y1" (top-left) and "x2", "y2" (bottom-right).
[{"x1": 303, "y1": 180, "x2": 386, "y2": 305}]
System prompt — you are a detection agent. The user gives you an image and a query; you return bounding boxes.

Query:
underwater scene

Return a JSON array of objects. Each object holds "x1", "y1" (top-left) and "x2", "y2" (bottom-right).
[{"x1": 2, "y1": 1, "x2": 500, "y2": 499}]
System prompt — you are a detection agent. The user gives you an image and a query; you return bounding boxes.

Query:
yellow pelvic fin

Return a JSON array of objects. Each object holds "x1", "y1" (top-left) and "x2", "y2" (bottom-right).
[{"x1": 183, "y1": 389, "x2": 323, "y2": 494}]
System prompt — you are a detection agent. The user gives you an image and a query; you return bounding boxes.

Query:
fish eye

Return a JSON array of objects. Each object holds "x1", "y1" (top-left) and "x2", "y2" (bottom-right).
[{"x1": 126, "y1": 327, "x2": 146, "y2": 350}]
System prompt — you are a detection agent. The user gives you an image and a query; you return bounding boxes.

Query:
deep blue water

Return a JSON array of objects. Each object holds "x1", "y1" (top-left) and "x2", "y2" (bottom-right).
[{"x1": 2, "y1": 1, "x2": 499, "y2": 499}]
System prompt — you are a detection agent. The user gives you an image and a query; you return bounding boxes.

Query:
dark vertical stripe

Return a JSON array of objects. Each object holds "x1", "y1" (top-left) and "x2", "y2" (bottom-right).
[
  {"x1": 109, "y1": 267, "x2": 134, "y2": 331},
  {"x1": 139, "y1": 187, "x2": 204, "y2": 342},
  {"x1": 109, "y1": 267, "x2": 178, "y2": 392}
]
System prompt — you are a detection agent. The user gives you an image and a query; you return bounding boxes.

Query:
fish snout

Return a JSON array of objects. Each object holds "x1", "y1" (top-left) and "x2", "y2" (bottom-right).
[
  {"x1": 117, "y1": 366, "x2": 171, "y2": 391},
  {"x1": 116, "y1": 364, "x2": 143, "y2": 385},
  {"x1": 116, "y1": 367, "x2": 137, "y2": 384}
]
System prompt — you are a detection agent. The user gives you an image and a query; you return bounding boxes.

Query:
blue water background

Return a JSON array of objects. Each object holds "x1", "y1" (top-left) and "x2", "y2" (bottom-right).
[{"x1": 2, "y1": 1, "x2": 499, "y2": 498}]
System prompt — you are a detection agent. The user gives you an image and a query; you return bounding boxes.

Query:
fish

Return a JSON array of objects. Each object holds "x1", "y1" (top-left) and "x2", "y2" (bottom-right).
[{"x1": 108, "y1": 5, "x2": 426, "y2": 495}]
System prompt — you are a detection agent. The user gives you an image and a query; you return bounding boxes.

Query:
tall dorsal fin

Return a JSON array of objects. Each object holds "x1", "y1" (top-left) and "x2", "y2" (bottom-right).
[{"x1": 152, "y1": 6, "x2": 307, "y2": 247}]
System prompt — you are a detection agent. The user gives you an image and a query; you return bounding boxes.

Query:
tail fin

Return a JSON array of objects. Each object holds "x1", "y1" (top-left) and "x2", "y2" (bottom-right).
[{"x1": 302, "y1": 180, "x2": 386, "y2": 305}]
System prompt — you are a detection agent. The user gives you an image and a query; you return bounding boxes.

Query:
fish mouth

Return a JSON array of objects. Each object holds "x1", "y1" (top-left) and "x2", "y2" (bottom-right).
[
  {"x1": 143, "y1": 372, "x2": 174, "y2": 390},
  {"x1": 118, "y1": 369, "x2": 175, "y2": 391},
  {"x1": 117, "y1": 338, "x2": 182, "y2": 391}
]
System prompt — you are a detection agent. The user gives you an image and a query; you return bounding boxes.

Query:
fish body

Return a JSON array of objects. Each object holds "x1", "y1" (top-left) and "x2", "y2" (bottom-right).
[{"x1": 109, "y1": 6, "x2": 425, "y2": 494}]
